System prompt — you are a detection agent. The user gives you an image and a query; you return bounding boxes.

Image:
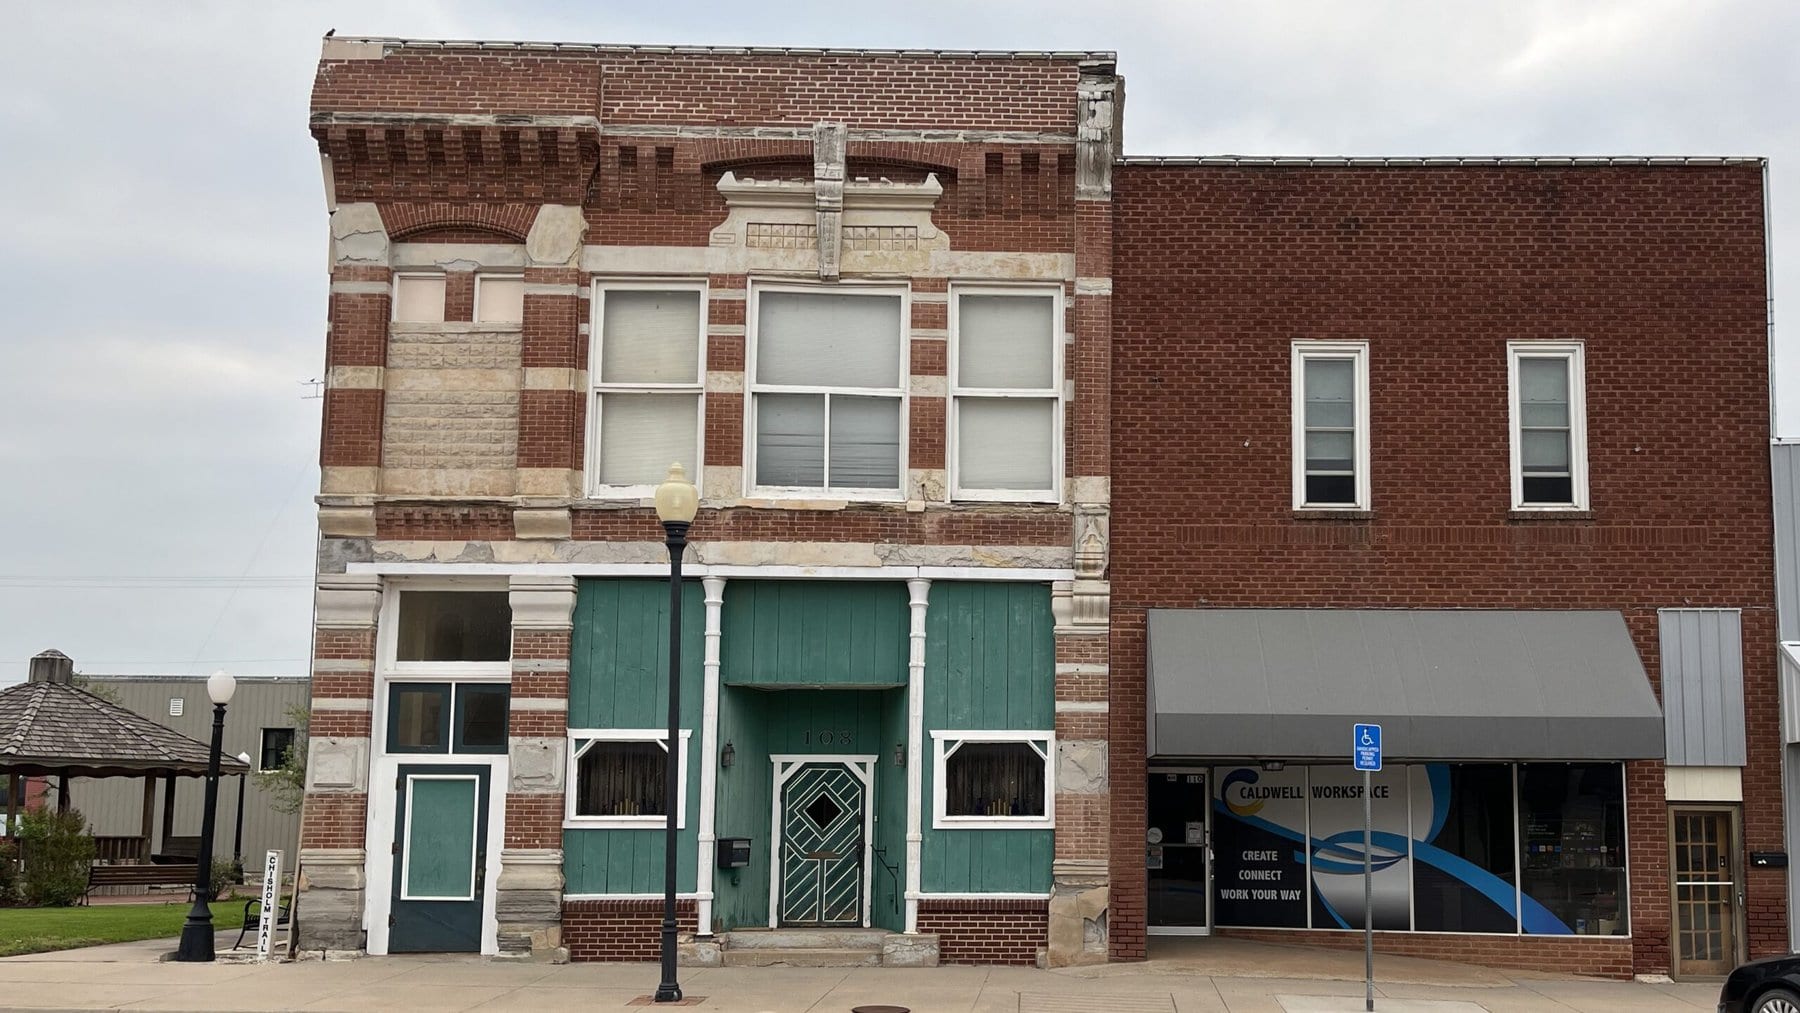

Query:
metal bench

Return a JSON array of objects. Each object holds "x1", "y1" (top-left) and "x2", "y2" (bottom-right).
[
  {"x1": 232, "y1": 896, "x2": 291, "y2": 951},
  {"x1": 83, "y1": 862, "x2": 197, "y2": 903}
]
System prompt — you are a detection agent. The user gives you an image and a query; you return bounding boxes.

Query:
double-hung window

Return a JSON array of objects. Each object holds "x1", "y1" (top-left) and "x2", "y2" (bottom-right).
[
  {"x1": 1508, "y1": 342, "x2": 1587, "y2": 510},
  {"x1": 1291, "y1": 342, "x2": 1370, "y2": 510},
  {"x1": 749, "y1": 285, "x2": 907, "y2": 496},
  {"x1": 951, "y1": 286, "x2": 1063, "y2": 501},
  {"x1": 588, "y1": 282, "x2": 706, "y2": 496}
]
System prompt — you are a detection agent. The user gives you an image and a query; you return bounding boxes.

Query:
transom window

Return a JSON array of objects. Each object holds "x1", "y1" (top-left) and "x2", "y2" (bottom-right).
[
  {"x1": 951, "y1": 287, "x2": 1063, "y2": 501},
  {"x1": 931, "y1": 731, "x2": 1055, "y2": 830},
  {"x1": 1509, "y1": 342, "x2": 1588, "y2": 510},
  {"x1": 589, "y1": 282, "x2": 707, "y2": 496},
  {"x1": 386, "y1": 682, "x2": 510, "y2": 754},
  {"x1": 749, "y1": 286, "x2": 906, "y2": 496},
  {"x1": 1291, "y1": 342, "x2": 1370, "y2": 510},
  {"x1": 565, "y1": 730, "x2": 691, "y2": 828}
]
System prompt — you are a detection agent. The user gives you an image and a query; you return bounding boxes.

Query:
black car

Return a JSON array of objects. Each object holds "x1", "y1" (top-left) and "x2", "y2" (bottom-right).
[{"x1": 1720, "y1": 955, "x2": 1800, "y2": 1013}]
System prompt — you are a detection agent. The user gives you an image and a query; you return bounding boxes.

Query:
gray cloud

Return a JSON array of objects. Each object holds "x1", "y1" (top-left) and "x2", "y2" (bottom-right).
[{"x1": 2, "y1": 0, "x2": 1793, "y2": 681}]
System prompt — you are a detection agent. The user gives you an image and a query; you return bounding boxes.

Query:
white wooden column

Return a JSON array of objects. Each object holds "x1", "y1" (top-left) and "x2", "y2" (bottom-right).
[
  {"x1": 695, "y1": 576, "x2": 727, "y2": 935},
  {"x1": 904, "y1": 577, "x2": 931, "y2": 933}
]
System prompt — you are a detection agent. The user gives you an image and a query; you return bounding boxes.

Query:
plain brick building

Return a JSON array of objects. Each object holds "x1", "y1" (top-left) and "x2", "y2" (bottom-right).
[{"x1": 293, "y1": 34, "x2": 1777, "y2": 978}]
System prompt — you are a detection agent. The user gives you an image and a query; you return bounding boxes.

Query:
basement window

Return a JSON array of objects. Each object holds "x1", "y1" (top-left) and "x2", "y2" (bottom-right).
[
  {"x1": 932, "y1": 731, "x2": 1054, "y2": 830},
  {"x1": 566, "y1": 730, "x2": 691, "y2": 828}
]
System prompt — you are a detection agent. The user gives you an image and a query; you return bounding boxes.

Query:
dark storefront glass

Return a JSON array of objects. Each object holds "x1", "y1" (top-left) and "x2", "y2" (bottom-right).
[
  {"x1": 1210, "y1": 766, "x2": 1310, "y2": 928},
  {"x1": 1411, "y1": 764, "x2": 1518, "y2": 932},
  {"x1": 1147, "y1": 770, "x2": 1211, "y2": 926},
  {"x1": 1518, "y1": 763, "x2": 1628, "y2": 935}
]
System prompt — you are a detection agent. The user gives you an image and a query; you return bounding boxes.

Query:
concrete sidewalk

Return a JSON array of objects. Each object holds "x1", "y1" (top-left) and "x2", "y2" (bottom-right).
[{"x1": 0, "y1": 936, "x2": 1723, "y2": 1012}]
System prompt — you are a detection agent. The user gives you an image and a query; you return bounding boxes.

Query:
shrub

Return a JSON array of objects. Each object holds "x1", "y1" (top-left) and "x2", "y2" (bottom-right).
[
  {"x1": 208, "y1": 859, "x2": 239, "y2": 901},
  {"x1": 16, "y1": 808, "x2": 95, "y2": 907},
  {"x1": 0, "y1": 840, "x2": 19, "y2": 905}
]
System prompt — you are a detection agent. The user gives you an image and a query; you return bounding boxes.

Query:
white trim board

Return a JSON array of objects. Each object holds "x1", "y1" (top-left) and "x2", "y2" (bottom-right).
[{"x1": 351, "y1": 563, "x2": 1076, "y2": 582}]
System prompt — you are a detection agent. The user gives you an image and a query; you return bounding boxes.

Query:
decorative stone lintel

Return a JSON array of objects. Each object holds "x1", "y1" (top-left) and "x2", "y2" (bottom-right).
[
  {"x1": 509, "y1": 736, "x2": 567, "y2": 793},
  {"x1": 509, "y1": 574, "x2": 577, "y2": 629},
  {"x1": 514, "y1": 507, "x2": 572, "y2": 541},
  {"x1": 318, "y1": 505, "x2": 377, "y2": 539},
  {"x1": 315, "y1": 573, "x2": 381, "y2": 629}
]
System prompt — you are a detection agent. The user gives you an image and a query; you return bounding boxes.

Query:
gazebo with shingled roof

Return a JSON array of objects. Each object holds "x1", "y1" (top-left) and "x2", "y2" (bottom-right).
[{"x1": 0, "y1": 650, "x2": 249, "y2": 865}]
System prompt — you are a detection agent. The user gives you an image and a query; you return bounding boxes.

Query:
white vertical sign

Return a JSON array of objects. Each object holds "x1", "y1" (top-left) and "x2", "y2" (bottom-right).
[{"x1": 256, "y1": 849, "x2": 283, "y2": 958}]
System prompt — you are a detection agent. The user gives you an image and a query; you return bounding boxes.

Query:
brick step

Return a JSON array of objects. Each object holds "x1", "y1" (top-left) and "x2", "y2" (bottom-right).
[
  {"x1": 721, "y1": 947, "x2": 883, "y2": 968},
  {"x1": 721, "y1": 928, "x2": 890, "y2": 950}
]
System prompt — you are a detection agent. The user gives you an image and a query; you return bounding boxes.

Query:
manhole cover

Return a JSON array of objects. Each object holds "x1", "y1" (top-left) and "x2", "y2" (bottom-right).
[
  {"x1": 805, "y1": 793, "x2": 844, "y2": 829},
  {"x1": 851, "y1": 1007, "x2": 910, "y2": 1013}
]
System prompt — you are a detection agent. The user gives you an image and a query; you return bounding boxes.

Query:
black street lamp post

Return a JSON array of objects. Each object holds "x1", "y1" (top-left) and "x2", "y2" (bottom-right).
[
  {"x1": 652, "y1": 463, "x2": 698, "y2": 1004},
  {"x1": 175, "y1": 670, "x2": 236, "y2": 963},
  {"x1": 233, "y1": 751, "x2": 251, "y2": 879}
]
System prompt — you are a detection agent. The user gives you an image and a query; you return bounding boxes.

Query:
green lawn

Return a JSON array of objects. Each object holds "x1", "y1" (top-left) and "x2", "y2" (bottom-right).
[{"x1": 0, "y1": 901, "x2": 249, "y2": 957}]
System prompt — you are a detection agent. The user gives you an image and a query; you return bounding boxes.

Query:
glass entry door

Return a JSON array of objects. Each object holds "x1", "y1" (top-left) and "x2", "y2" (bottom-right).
[
  {"x1": 1147, "y1": 767, "x2": 1211, "y2": 934},
  {"x1": 1671, "y1": 806, "x2": 1741, "y2": 977}
]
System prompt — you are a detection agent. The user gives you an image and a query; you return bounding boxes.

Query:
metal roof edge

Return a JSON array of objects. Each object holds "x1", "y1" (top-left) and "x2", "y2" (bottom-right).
[
  {"x1": 1116, "y1": 155, "x2": 1767, "y2": 168},
  {"x1": 326, "y1": 36, "x2": 1116, "y2": 62}
]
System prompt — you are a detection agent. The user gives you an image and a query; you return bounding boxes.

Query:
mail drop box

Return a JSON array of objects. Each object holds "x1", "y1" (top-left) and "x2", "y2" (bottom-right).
[{"x1": 717, "y1": 837, "x2": 752, "y2": 869}]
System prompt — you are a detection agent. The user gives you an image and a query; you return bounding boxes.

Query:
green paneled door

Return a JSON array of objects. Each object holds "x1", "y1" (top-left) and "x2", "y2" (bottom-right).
[
  {"x1": 779, "y1": 763, "x2": 866, "y2": 926},
  {"x1": 391, "y1": 764, "x2": 489, "y2": 952}
]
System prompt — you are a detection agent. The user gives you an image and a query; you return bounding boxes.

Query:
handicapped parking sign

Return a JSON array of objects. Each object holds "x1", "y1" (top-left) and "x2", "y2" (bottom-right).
[{"x1": 1353, "y1": 723, "x2": 1382, "y2": 771}]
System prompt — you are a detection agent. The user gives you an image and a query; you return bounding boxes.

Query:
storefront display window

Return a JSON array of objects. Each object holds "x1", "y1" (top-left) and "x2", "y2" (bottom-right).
[
  {"x1": 1518, "y1": 763, "x2": 1628, "y2": 936},
  {"x1": 1411, "y1": 764, "x2": 1517, "y2": 933}
]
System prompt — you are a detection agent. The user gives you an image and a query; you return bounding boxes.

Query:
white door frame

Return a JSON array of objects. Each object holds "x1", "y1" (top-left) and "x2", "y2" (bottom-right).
[
  {"x1": 1146, "y1": 764, "x2": 1213, "y2": 936},
  {"x1": 768, "y1": 754, "x2": 878, "y2": 929}
]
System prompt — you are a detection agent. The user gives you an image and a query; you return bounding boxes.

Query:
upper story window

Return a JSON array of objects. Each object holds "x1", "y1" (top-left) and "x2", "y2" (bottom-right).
[
  {"x1": 588, "y1": 282, "x2": 706, "y2": 497},
  {"x1": 259, "y1": 728, "x2": 296, "y2": 771},
  {"x1": 951, "y1": 286, "x2": 1062, "y2": 502},
  {"x1": 1508, "y1": 342, "x2": 1587, "y2": 510},
  {"x1": 1291, "y1": 342, "x2": 1370, "y2": 510},
  {"x1": 474, "y1": 274, "x2": 524, "y2": 324},
  {"x1": 748, "y1": 285, "x2": 907, "y2": 497},
  {"x1": 393, "y1": 273, "x2": 447, "y2": 323}
]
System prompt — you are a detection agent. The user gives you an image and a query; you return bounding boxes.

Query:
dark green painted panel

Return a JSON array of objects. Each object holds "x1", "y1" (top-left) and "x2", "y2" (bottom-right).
[
  {"x1": 722, "y1": 582, "x2": 908, "y2": 687},
  {"x1": 562, "y1": 827, "x2": 698, "y2": 895},
  {"x1": 919, "y1": 582, "x2": 1055, "y2": 895}
]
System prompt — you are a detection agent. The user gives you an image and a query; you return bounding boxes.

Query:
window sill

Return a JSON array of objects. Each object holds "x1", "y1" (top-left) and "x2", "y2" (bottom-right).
[
  {"x1": 1508, "y1": 509, "x2": 1595, "y2": 522},
  {"x1": 1292, "y1": 509, "x2": 1374, "y2": 521},
  {"x1": 932, "y1": 818, "x2": 1055, "y2": 831}
]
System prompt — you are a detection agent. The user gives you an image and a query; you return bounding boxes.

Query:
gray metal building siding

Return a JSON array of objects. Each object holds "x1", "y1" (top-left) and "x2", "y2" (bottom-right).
[
  {"x1": 1777, "y1": 443, "x2": 1800, "y2": 643},
  {"x1": 1658, "y1": 609, "x2": 1747, "y2": 766},
  {"x1": 66, "y1": 676, "x2": 308, "y2": 868}
]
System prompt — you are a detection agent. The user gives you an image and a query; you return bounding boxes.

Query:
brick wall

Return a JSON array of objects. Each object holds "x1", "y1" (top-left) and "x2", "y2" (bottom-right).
[
  {"x1": 1108, "y1": 163, "x2": 1774, "y2": 974},
  {"x1": 916, "y1": 898, "x2": 1048, "y2": 965},
  {"x1": 1217, "y1": 928, "x2": 1635, "y2": 979},
  {"x1": 564, "y1": 899, "x2": 699, "y2": 961}
]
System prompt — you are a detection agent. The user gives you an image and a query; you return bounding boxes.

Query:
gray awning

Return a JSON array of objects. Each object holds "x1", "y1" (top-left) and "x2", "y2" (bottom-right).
[{"x1": 1147, "y1": 609, "x2": 1664, "y2": 761}]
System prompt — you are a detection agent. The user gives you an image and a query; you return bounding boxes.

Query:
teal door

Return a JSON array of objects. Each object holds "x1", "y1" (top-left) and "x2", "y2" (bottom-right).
[
  {"x1": 779, "y1": 763, "x2": 866, "y2": 926},
  {"x1": 391, "y1": 765, "x2": 489, "y2": 952}
]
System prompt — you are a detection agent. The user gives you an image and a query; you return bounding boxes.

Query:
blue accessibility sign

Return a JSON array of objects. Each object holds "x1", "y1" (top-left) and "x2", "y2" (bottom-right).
[{"x1": 1353, "y1": 723, "x2": 1382, "y2": 771}]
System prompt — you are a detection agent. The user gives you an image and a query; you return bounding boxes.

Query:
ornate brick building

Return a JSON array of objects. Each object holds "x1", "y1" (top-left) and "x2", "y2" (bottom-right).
[{"x1": 296, "y1": 35, "x2": 1776, "y2": 978}]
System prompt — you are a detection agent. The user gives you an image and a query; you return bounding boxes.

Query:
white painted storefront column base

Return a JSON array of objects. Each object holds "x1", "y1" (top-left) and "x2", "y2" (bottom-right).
[{"x1": 904, "y1": 578, "x2": 931, "y2": 934}]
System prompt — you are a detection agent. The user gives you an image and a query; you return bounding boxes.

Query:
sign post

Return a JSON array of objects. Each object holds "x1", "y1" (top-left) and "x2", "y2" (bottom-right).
[
  {"x1": 1353, "y1": 723, "x2": 1382, "y2": 1013},
  {"x1": 255, "y1": 849, "x2": 283, "y2": 959}
]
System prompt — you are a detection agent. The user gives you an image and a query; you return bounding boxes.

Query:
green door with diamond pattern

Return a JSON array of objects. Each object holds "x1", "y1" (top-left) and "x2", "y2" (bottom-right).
[{"x1": 779, "y1": 764, "x2": 866, "y2": 926}]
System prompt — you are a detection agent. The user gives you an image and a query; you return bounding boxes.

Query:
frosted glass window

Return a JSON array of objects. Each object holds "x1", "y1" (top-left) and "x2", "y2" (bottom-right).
[
  {"x1": 474, "y1": 275, "x2": 524, "y2": 324},
  {"x1": 598, "y1": 394, "x2": 700, "y2": 487},
  {"x1": 393, "y1": 275, "x2": 446, "y2": 323},
  {"x1": 749, "y1": 288, "x2": 905, "y2": 493},
  {"x1": 1511, "y1": 347, "x2": 1585, "y2": 508},
  {"x1": 590, "y1": 284, "x2": 706, "y2": 493},
  {"x1": 951, "y1": 289, "x2": 1061, "y2": 499}
]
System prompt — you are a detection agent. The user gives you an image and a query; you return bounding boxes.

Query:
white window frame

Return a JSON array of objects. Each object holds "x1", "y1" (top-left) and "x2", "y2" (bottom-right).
[
  {"x1": 377, "y1": 578, "x2": 514, "y2": 679},
  {"x1": 472, "y1": 271, "x2": 525, "y2": 326},
  {"x1": 586, "y1": 279, "x2": 709, "y2": 500},
  {"x1": 258, "y1": 727, "x2": 296, "y2": 772},
  {"x1": 930, "y1": 730, "x2": 1056, "y2": 830},
  {"x1": 1290, "y1": 341, "x2": 1371, "y2": 511},
  {"x1": 564, "y1": 728, "x2": 693, "y2": 829},
  {"x1": 1507, "y1": 341, "x2": 1588, "y2": 511},
  {"x1": 948, "y1": 283, "x2": 1065, "y2": 503},
  {"x1": 744, "y1": 280, "x2": 910, "y2": 501},
  {"x1": 391, "y1": 271, "x2": 447, "y2": 323}
]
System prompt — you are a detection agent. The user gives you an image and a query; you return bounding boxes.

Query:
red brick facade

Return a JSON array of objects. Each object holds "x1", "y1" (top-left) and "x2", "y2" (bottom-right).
[
  {"x1": 1108, "y1": 162, "x2": 1774, "y2": 975},
  {"x1": 564, "y1": 899, "x2": 700, "y2": 962},
  {"x1": 916, "y1": 899, "x2": 1049, "y2": 965}
]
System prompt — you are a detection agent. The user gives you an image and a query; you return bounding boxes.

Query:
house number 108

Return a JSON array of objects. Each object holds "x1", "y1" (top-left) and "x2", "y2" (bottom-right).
[{"x1": 803, "y1": 729, "x2": 853, "y2": 745}]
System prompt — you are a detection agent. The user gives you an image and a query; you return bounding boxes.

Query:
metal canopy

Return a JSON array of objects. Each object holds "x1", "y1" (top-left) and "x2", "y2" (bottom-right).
[
  {"x1": 0, "y1": 680, "x2": 249, "y2": 779},
  {"x1": 1146, "y1": 608, "x2": 1665, "y2": 762}
]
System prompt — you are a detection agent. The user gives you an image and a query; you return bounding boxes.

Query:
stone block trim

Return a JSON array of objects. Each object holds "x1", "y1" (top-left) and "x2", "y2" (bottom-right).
[
  {"x1": 1217, "y1": 928, "x2": 1634, "y2": 980},
  {"x1": 564, "y1": 899, "x2": 699, "y2": 962},
  {"x1": 916, "y1": 898, "x2": 1048, "y2": 965}
]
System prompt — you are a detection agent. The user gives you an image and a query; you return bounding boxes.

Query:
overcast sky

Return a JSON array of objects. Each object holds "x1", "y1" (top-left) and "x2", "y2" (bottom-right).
[{"x1": 1, "y1": 1, "x2": 1795, "y2": 683}]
